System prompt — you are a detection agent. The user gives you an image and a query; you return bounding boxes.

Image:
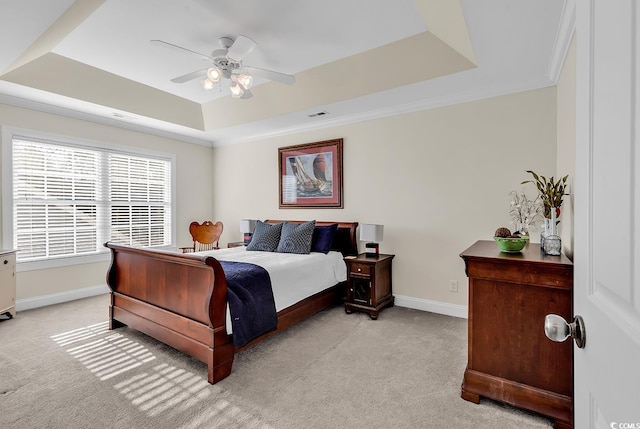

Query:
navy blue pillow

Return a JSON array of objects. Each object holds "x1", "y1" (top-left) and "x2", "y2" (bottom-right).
[{"x1": 311, "y1": 224, "x2": 338, "y2": 254}]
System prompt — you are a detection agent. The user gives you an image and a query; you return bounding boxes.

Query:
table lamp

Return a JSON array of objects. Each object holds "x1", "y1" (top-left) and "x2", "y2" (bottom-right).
[
  {"x1": 240, "y1": 219, "x2": 257, "y2": 245},
  {"x1": 360, "y1": 224, "x2": 384, "y2": 257}
]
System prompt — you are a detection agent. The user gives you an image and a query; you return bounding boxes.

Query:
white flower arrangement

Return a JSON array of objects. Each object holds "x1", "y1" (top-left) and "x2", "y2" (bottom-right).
[{"x1": 509, "y1": 190, "x2": 544, "y2": 235}]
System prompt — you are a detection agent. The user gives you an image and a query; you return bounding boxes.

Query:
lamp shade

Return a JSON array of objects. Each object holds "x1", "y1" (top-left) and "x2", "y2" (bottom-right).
[
  {"x1": 230, "y1": 80, "x2": 244, "y2": 98},
  {"x1": 240, "y1": 219, "x2": 257, "y2": 233},
  {"x1": 236, "y1": 73, "x2": 253, "y2": 90},
  {"x1": 202, "y1": 79, "x2": 215, "y2": 90},
  {"x1": 206, "y1": 67, "x2": 222, "y2": 83},
  {"x1": 360, "y1": 224, "x2": 384, "y2": 242}
]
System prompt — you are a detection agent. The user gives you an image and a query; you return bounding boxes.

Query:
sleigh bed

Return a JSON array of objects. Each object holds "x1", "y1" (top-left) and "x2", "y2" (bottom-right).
[{"x1": 104, "y1": 220, "x2": 358, "y2": 384}]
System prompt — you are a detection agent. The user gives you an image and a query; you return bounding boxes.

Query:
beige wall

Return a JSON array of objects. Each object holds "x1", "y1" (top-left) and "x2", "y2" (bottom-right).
[
  {"x1": 0, "y1": 103, "x2": 214, "y2": 301},
  {"x1": 556, "y1": 35, "x2": 577, "y2": 259},
  {"x1": 212, "y1": 87, "x2": 557, "y2": 308},
  {"x1": 1, "y1": 84, "x2": 563, "y2": 312}
]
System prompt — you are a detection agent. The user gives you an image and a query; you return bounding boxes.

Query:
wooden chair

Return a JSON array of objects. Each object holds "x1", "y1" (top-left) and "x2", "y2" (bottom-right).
[{"x1": 180, "y1": 221, "x2": 223, "y2": 253}]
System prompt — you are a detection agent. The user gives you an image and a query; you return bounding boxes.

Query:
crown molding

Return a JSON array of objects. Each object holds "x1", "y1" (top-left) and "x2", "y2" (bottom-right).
[
  {"x1": 213, "y1": 77, "x2": 556, "y2": 146},
  {"x1": 0, "y1": 92, "x2": 214, "y2": 147},
  {"x1": 2, "y1": 76, "x2": 557, "y2": 148},
  {"x1": 547, "y1": 0, "x2": 576, "y2": 84}
]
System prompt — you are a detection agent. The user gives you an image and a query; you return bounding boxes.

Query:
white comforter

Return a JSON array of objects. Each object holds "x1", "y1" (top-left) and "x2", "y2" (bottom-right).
[{"x1": 198, "y1": 246, "x2": 347, "y2": 315}]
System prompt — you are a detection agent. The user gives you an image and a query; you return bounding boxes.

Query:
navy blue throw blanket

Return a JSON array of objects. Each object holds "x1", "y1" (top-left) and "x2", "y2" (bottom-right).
[{"x1": 220, "y1": 261, "x2": 278, "y2": 348}]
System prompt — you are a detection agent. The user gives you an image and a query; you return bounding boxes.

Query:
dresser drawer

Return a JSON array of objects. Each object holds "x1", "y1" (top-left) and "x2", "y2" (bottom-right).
[{"x1": 350, "y1": 263, "x2": 370, "y2": 275}]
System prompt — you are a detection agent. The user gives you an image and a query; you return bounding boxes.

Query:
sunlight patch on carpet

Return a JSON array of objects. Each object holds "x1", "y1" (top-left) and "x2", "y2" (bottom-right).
[
  {"x1": 51, "y1": 321, "x2": 156, "y2": 380},
  {"x1": 52, "y1": 326, "x2": 156, "y2": 380},
  {"x1": 114, "y1": 363, "x2": 211, "y2": 417},
  {"x1": 50, "y1": 322, "x2": 272, "y2": 427},
  {"x1": 175, "y1": 394, "x2": 274, "y2": 429},
  {"x1": 50, "y1": 321, "x2": 110, "y2": 346}
]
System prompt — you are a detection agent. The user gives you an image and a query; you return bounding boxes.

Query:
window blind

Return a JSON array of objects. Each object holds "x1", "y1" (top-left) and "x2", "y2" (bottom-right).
[{"x1": 11, "y1": 137, "x2": 172, "y2": 262}]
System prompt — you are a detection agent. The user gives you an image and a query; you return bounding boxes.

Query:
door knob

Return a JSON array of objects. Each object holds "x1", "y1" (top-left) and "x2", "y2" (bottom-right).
[{"x1": 544, "y1": 314, "x2": 586, "y2": 348}]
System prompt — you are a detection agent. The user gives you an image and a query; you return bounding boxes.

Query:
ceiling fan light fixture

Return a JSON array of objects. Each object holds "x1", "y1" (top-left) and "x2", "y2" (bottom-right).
[
  {"x1": 202, "y1": 79, "x2": 215, "y2": 91},
  {"x1": 206, "y1": 67, "x2": 222, "y2": 83},
  {"x1": 156, "y1": 36, "x2": 295, "y2": 100},
  {"x1": 229, "y1": 80, "x2": 244, "y2": 98},
  {"x1": 236, "y1": 73, "x2": 253, "y2": 90}
]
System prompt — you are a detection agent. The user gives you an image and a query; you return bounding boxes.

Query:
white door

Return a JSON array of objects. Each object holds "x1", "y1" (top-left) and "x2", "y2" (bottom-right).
[{"x1": 574, "y1": 1, "x2": 640, "y2": 428}]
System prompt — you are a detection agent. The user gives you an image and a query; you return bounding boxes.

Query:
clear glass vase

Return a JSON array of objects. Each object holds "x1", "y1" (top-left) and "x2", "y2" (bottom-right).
[{"x1": 541, "y1": 212, "x2": 561, "y2": 255}]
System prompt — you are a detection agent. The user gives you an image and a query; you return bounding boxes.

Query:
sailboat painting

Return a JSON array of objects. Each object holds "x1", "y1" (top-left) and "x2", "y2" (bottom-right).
[
  {"x1": 279, "y1": 139, "x2": 343, "y2": 208},
  {"x1": 287, "y1": 152, "x2": 332, "y2": 197}
]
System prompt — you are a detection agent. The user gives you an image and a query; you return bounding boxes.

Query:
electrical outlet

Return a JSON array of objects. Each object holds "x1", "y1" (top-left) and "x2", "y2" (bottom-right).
[{"x1": 449, "y1": 280, "x2": 459, "y2": 293}]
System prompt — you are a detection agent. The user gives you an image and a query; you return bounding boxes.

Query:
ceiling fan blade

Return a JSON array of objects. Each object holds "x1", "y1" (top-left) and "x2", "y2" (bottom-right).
[
  {"x1": 150, "y1": 39, "x2": 213, "y2": 61},
  {"x1": 245, "y1": 66, "x2": 296, "y2": 85},
  {"x1": 240, "y1": 89, "x2": 254, "y2": 99},
  {"x1": 226, "y1": 35, "x2": 257, "y2": 62},
  {"x1": 171, "y1": 68, "x2": 208, "y2": 83}
]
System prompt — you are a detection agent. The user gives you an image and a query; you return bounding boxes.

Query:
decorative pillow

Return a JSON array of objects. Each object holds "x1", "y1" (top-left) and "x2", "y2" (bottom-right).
[
  {"x1": 311, "y1": 223, "x2": 339, "y2": 254},
  {"x1": 246, "y1": 221, "x2": 283, "y2": 252},
  {"x1": 276, "y1": 220, "x2": 316, "y2": 254}
]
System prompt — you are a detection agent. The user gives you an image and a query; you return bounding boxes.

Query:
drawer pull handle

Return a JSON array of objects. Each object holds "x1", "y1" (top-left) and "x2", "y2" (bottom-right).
[
  {"x1": 357, "y1": 268, "x2": 361, "y2": 272},
  {"x1": 3, "y1": 260, "x2": 7, "y2": 265}
]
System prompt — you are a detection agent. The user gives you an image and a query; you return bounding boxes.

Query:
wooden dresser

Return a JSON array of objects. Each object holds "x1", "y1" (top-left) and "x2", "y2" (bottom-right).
[
  {"x1": 0, "y1": 249, "x2": 17, "y2": 319},
  {"x1": 460, "y1": 240, "x2": 573, "y2": 429}
]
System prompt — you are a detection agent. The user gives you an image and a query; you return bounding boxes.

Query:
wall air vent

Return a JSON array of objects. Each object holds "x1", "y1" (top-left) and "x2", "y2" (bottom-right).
[{"x1": 307, "y1": 111, "x2": 329, "y2": 118}]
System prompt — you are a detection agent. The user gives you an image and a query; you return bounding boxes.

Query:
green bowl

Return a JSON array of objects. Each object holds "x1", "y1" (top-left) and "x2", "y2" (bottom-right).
[{"x1": 494, "y1": 235, "x2": 530, "y2": 253}]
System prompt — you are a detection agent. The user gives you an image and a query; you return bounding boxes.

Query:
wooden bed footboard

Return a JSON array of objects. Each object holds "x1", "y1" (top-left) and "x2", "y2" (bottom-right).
[{"x1": 104, "y1": 243, "x2": 235, "y2": 384}]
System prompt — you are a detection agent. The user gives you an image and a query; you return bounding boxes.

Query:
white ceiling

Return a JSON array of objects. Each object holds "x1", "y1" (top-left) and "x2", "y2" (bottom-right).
[{"x1": 0, "y1": 0, "x2": 566, "y2": 146}]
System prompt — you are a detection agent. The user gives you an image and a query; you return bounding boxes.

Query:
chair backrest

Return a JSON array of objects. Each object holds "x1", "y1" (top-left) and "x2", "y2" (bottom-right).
[{"x1": 188, "y1": 221, "x2": 223, "y2": 252}]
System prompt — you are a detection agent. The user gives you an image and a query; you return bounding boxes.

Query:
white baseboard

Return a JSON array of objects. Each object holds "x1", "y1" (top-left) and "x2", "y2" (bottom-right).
[
  {"x1": 15, "y1": 286, "x2": 467, "y2": 320},
  {"x1": 394, "y1": 295, "x2": 468, "y2": 319},
  {"x1": 16, "y1": 284, "x2": 110, "y2": 312}
]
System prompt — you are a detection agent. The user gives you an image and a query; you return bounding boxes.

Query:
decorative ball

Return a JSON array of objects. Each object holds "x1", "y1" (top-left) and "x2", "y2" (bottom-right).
[{"x1": 494, "y1": 227, "x2": 511, "y2": 238}]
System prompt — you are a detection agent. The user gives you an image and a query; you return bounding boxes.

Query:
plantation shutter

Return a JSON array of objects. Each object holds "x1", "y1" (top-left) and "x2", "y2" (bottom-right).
[
  {"x1": 11, "y1": 137, "x2": 172, "y2": 262},
  {"x1": 108, "y1": 153, "x2": 172, "y2": 247}
]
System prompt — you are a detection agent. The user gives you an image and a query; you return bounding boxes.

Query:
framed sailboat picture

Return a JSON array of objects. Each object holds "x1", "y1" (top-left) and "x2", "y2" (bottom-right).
[{"x1": 279, "y1": 138, "x2": 343, "y2": 208}]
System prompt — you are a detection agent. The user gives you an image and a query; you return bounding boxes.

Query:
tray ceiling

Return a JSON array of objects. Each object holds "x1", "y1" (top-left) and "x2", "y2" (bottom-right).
[{"x1": 0, "y1": 0, "x2": 565, "y2": 145}]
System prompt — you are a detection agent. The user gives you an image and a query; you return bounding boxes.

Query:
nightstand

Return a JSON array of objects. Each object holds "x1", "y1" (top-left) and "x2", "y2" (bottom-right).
[
  {"x1": 227, "y1": 242, "x2": 245, "y2": 248},
  {"x1": 344, "y1": 253, "x2": 394, "y2": 319}
]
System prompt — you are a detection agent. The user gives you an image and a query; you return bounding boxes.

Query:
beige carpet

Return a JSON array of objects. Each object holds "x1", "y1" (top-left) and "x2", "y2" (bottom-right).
[{"x1": 0, "y1": 295, "x2": 553, "y2": 428}]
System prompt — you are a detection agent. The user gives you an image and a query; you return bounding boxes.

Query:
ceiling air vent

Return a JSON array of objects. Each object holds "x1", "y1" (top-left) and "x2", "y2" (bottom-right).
[{"x1": 307, "y1": 111, "x2": 329, "y2": 118}]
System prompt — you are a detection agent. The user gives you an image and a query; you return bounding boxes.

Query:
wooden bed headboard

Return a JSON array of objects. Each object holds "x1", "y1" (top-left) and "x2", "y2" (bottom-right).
[{"x1": 264, "y1": 220, "x2": 358, "y2": 256}]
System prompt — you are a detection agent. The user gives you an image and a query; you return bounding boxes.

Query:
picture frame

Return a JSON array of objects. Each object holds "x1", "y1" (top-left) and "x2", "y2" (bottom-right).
[{"x1": 279, "y1": 138, "x2": 343, "y2": 208}]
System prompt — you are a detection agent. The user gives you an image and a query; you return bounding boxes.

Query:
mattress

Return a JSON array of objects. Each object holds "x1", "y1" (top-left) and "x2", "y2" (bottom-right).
[{"x1": 198, "y1": 246, "x2": 348, "y2": 333}]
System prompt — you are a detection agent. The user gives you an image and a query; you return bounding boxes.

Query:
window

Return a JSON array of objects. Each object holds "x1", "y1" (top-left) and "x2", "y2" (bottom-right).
[{"x1": 2, "y1": 130, "x2": 174, "y2": 267}]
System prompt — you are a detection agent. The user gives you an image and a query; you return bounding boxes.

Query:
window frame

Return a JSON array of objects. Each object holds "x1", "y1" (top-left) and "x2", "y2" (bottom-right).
[{"x1": 2, "y1": 127, "x2": 177, "y2": 272}]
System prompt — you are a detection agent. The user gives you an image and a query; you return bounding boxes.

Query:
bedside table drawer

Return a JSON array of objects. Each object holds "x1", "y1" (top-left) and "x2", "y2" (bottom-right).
[{"x1": 350, "y1": 263, "x2": 370, "y2": 275}]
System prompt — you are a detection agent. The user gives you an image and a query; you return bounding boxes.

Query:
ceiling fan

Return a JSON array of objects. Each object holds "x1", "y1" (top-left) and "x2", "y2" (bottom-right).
[{"x1": 151, "y1": 35, "x2": 296, "y2": 99}]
